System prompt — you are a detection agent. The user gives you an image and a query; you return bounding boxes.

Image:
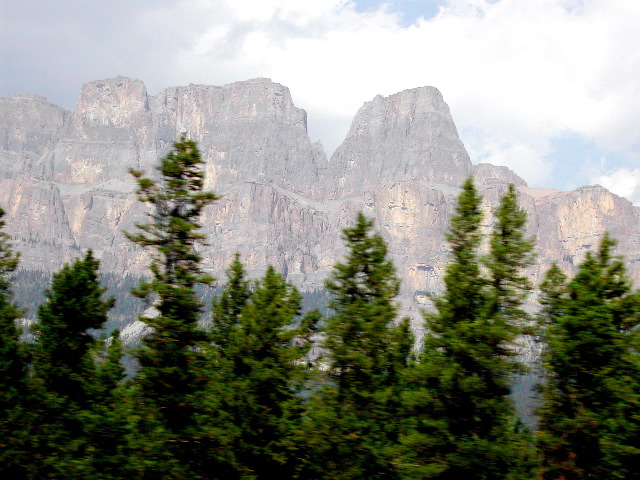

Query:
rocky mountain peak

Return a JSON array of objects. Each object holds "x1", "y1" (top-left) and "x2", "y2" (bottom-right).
[
  {"x1": 367, "y1": 85, "x2": 448, "y2": 121},
  {"x1": 75, "y1": 76, "x2": 149, "y2": 129},
  {"x1": 472, "y1": 163, "x2": 527, "y2": 187},
  {"x1": 151, "y1": 77, "x2": 324, "y2": 197},
  {"x1": 31, "y1": 77, "x2": 153, "y2": 184},
  {"x1": 327, "y1": 85, "x2": 471, "y2": 199},
  {"x1": 152, "y1": 77, "x2": 305, "y2": 135}
]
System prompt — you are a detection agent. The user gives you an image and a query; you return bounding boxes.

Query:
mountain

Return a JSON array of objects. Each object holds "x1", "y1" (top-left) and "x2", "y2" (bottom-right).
[{"x1": 2, "y1": 76, "x2": 640, "y2": 332}]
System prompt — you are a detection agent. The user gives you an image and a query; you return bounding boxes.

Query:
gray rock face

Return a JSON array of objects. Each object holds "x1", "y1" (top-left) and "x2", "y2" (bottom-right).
[
  {"x1": 0, "y1": 77, "x2": 329, "y2": 277},
  {"x1": 152, "y1": 78, "x2": 326, "y2": 198},
  {"x1": 2, "y1": 76, "x2": 640, "y2": 333},
  {"x1": 472, "y1": 163, "x2": 527, "y2": 187},
  {"x1": 37, "y1": 77, "x2": 154, "y2": 184},
  {"x1": 0, "y1": 175, "x2": 77, "y2": 270},
  {"x1": 531, "y1": 185, "x2": 640, "y2": 280},
  {"x1": 0, "y1": 93, "x2": 67, "y2": 178},
  {"x1": 327, "y1": 86, "x2": 471, "y2": 200}
]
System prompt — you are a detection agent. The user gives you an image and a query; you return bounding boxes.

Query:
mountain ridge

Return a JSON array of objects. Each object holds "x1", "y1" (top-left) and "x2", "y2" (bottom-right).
[{"x1": 2, "y1": 76, "x2": 640, "y2": 329}]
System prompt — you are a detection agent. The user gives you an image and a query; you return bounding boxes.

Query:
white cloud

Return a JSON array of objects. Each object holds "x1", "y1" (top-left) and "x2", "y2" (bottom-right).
[
  {"x1": 167, "y1": 0, "x2": 640, "y2": 181},
  {"x1": 464, "y1": 135, "x2": 554, "y2": 186},
  {"x1": 3, "y1": 0, "x2": 640, "y2": 201},
  {"x1": 594, "y1": 167, "x2": 640, "y2": 205}
]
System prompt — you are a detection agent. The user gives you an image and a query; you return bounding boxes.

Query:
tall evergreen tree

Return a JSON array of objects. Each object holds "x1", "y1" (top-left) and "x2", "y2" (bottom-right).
[
  {"x1": 83, "y1": 330, "x2": 130, "y2": 479},
  {"x1": 298, "y1": 212, "x2": 413, "y2": 480},
  {"x1": 29, "y1": 250, "x2": 115, "y2": 477},
  {"x1": 209, "y1": 258, "x2": 318, "y2": 479},
  {"x1": 485, "y1": 184, "x2": 536, "y2": 329},
  {"x1": 536, "y1": 234, "x2": 640, "y2": 480},
  {"x1": 125, "y1": 138, "x2": 220, "y2": 476},
  {"x1": 32, "y1": 251, "x2": 115, "y2": 406},
  {"x1": 0, "y1": 207, "x2": 28, "y2": 477},
  {"x1": 0, "y1": 207, "x2": 23, "y2": 408},
  {"x1": 210, "y1": 253, "x2": 251, "y2": 353},
  {"x1": 401, "y1": 179, "x2": 536, "y2": 479}
]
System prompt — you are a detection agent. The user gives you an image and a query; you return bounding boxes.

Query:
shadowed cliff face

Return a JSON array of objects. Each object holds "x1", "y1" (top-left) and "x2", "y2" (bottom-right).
[{"x1": 1, "y1": 76, "x2": 639, "y2": 329}]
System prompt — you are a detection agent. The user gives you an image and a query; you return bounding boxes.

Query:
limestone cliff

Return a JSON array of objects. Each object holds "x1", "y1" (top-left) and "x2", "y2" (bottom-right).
[
  {"x1": 327, "y1": 86, "x2": 471, "y2": 200},
  {"x1": 2, "y1": 77, "x2": 640, "y2": 332},
  {"x1": 0, "y1": 93, "x2": 67, "y2": 177}
]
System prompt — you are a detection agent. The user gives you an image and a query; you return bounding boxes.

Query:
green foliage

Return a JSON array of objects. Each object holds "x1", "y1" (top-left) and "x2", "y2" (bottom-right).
[
  {"x1": 402, "y1": 179, "x2": 536, "y2": 479},
  {"x1": 0, "y1": 207, "x2": 29, "y2": 477},
  {"x1": 81, "y1": 330, "x2": 131, "y2": 479},
  {"x1": 125, "y1": 138, "x2": 222, "y2": 477},
  {"x1": 32, "y1": 251, "x2": 115, "y2": 406},
  {"x1": 0, "y1": 207, "x2": 20, "y2": 291},
  {"x1": 536, "y1": 234, "x2": 640, "y2": 479},
  {"x1": 210, "y1": 253, "x2": 252, "y2": 352},
  {"x1": 209, "y1": 257, "x2": 319, "y2": 479},
  {"x1": 126, "y1": 137, "x2": 217, "y2": 416},
  {"x1": 486, "y1": 185, "x2": 536, "y2": 316},
  {"x1": 126, "y1": 137, "x2": 219, "y2": 292},
  {"x1": 0, "y1": 209, "x2": 23, "y2": 395},
  {"x1": 537, "y1": 263, "x2": 567, "y2": 327},
  {"x1": 425, "y1": 178, "x2": 486, "y2": 358},
  {"x1": 297, "y1": 212, "x2": 413, "y2": 480},
  {"x1": 323, "y1": 213, "x2": 407, "y2": 395},
  {"x1": 27, "y1": 250, "x2": 116, "y2": 478}
]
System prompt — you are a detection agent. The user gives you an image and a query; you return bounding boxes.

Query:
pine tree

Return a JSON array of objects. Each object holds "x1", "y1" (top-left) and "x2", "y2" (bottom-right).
[
  {"x1": 536, "y1": 234, "x2": 640, "y2": 480},
  {"x1": 485, "y1": 184, "x2": 536, "y2": 331},
  {"x1": 84, "y1": 330, "x2": 130, "y2": 479},
  {"x1": 200, "y1": 255, "x2": 253, "y2": 479},
  {"x1": 29, "y1": 250, "x2": 115, "y2": 477},
  {"x1": 210, "y1": 253, "x2": 251, "y2": 352},
  {"x1": 0, "y1": 207, "x2": 29, "y2": 477},
  {"x1": 209, "y1": 259, "x2": 318, "y2": 479},
  {"x1": 125, "y1": 138, "x2": 220, "y2": 476},
  {"x1": 0, "y1": 207, "x2": 23, "y2": 410},
  {"x1": 32, "y1": 251, "x2": 115, "y2": 406},
  {"x1": 401, "y1": 179, "x2": 536, "y2": 479},
  {"x1": 298, "y1": 212, "x2": 413, "y2": 480},
  {"x1": 537, "y1": 263, "x2": 567, "y2": 327}
]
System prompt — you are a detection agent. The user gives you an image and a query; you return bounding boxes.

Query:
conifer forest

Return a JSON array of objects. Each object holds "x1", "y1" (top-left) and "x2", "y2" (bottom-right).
[{"x1": 1, "y1": 139, "x2": 639, "y2": 479}]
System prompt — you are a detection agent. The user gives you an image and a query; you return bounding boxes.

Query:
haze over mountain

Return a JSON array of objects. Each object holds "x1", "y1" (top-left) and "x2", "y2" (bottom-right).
[{"x1": 2, "y1": 76, "x2": 640, "y2": 332}]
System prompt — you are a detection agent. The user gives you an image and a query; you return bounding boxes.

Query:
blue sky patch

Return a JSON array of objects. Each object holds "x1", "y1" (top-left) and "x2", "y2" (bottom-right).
[{"x1": 353, "y1": 0, "x2": 445, "y2": 26}]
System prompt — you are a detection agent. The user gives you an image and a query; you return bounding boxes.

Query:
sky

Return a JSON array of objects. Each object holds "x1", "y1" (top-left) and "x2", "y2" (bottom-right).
[{"x1": 2, "y1": 0, "x2": 640, "y2": 204}]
